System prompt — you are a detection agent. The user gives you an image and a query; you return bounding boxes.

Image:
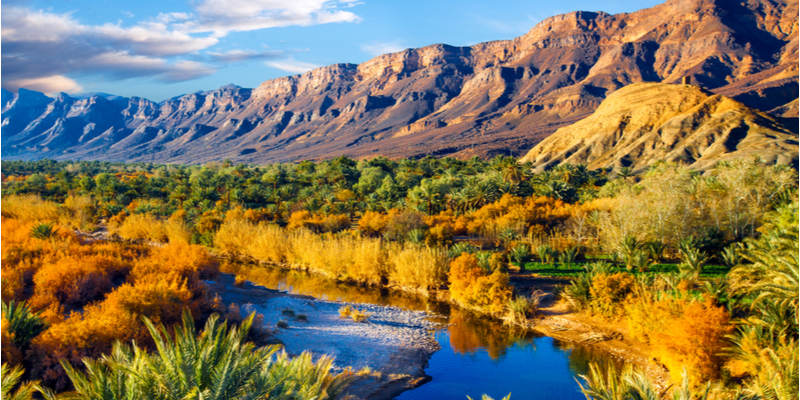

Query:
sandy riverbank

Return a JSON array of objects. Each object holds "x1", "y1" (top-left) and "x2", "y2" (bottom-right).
[{"x1": 510, "y1": 273, "x2": 672, "y2": 391}]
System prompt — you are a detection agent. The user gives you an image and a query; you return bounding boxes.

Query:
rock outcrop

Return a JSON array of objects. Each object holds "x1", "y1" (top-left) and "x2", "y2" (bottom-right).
[
  {"x1": 520, "y1": 82, "x2": 798, "y2": 171},
  {"x1": 2, "y1": 0, "x2": 797, "y2": 164}
]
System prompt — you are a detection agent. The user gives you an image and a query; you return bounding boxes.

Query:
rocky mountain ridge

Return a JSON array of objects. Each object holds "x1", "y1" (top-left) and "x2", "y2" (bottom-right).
[{"x1": 2, "y1": 0, "x2": 797, "y2": 164}]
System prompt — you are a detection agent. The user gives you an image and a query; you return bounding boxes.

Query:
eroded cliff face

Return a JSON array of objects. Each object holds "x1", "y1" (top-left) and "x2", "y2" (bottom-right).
[
  {"x1": 2, "y1": 0, "x2": 797, "y2": 164},
  {"x1": 520, "y1": 82, "x2": 798, "y2": 171}
]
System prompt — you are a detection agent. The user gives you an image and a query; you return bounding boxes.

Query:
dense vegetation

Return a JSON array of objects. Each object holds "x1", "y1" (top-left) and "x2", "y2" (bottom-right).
[{"x1": 1, "y1": 156, "x2": 797, "y2": 399}]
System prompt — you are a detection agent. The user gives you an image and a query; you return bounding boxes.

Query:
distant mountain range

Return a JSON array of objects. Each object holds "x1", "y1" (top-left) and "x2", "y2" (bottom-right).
[{"x1": 2, "y1": 0, "x2": 797, "y2": 166}]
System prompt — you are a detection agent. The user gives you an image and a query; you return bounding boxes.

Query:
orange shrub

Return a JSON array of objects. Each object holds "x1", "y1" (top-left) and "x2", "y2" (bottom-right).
[
  {"x1": 195, "y1": 210, "x2": 224, "y2": 234},
  {"x1": 29, "y1": 303, "x2": 139, "y2": 390},
  {"x1": 225, "y1": 206, "x2": 246, "y2": 221},
  {"x1": 322, "y1": 214, "x2": 351, "y2": 232},
  {"x1": 448, "y1": 254, "x2": 511, "y2": 315},
  {"x1": 288, "y1": 211, "x2": 349, "y2": 233},
  {"x1": 425, "y1": 224, "x2": 454, "y2": 247},
  {"x1": 131, "y1": 243, "x2": 218, "y2": 291},
  {"x1": 287, "y1": 210, "x2": 317, "y2": 231},
  {"x1": 357, "y1": 211, "x2": 390, "y2": 236},
  {"x1": 625, "y1": 295, "x2": 685, "y2": 344},
  {"x1": 589, "y1": 272, "x2": 636, "y2": 317},
  {"x1": 651, "y1": 298, "x2": 734, "y2": 385},
  {"x1": 102, "y1": 279, "x2": 198, "y2": 339},
  {"x1": 30, "y1": 255, "x2": 120, "y2": 310},
  {"x1": 243, "y1": 208, "x2": 269, "y2": 223},
  {"x1": 466, "y1": 195, "x2": 575, "y2": 236},
  {"x1": 27, "y1": 243, "x2": 216, "y2": 390}
]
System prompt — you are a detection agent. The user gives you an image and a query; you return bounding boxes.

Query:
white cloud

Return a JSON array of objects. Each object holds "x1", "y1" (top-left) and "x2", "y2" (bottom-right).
[
  {"x1": 4, "y1": 76, "x2": 83, "y2": 95},
  {"x1": 0, "y1": 1, "x2": 363, "y2": 93},
  {"x1": 266, "y1": 58, "x2": 319, "y2": 74},
  {"x1": 1, "y1": 6, "x2": 218, "y2": 92},
  {"x1": 360, "y1": 40, "x2": 406, "y2": 56},
  {"x1": 180, "y1": 0, "x2": 362, "y2": 34},
  {"x1": 207, "y1": 49, "x2": 285, "y2": 63}
]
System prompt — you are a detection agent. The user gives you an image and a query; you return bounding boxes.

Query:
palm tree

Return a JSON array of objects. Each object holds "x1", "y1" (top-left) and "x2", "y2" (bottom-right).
[
  {"x1": 498, "y1": 158, "x2": 525, "y2": 184},
  {"x1": 414, "y1": 181, "x2": 441, "y2": 215},
  {"x1": 539, "y1": 180, "x2": 572, "y2": 201},
  {"x1": 616, "y1": 167, "x2": 634, "y2": 180},
  {"x1": 464, "y1": 179, "x2": 499, "y2": 209},
  {"x1": 1, "y1": 364, "x2": 40, "y2": 400},
  {"x1": 577, "y1": 363, "x2": 718, "y2": 400},
  {"x1": 678, "y1": 246, "x2": 709, "y2": 280},
  {"x1": 729, "y1": 203, "x2": 799, "y2": 321},
  {"x1": 53, "y1": 311, "x2": 354, "y2": 400},
  {"x1": 29, "y1": 222, "x2": 58, "y2": 240},
  {"x1": 1, "y1": 301, "x2": 47, "y2": 350}
]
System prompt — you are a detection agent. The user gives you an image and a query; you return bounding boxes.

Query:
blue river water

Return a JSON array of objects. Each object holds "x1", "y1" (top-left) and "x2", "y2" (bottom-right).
[
  {"x1": 396, "y1": 329, "x2": 589, "y2": 400},
  {"x1": 222, "y1": 262, "x2": 607, "y2": 400}
]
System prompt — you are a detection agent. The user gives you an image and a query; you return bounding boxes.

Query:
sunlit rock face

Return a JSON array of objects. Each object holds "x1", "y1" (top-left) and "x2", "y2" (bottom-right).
[
  {"x1": 2, "y1": 0, "x2": 797, "y2": 164},
  {"x1": 520, "y1": 82, "x2": 798, "y2": 171}
]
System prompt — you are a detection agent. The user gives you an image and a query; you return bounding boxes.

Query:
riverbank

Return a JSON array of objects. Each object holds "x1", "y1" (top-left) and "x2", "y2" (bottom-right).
[
  {"x1": 203, "y1": 273, "x2": 443, "y2": 400},
  {"x1": 510, "y1": 272, "x2": 672, "y2": 391},
  {"x1": 77, "y1": 227, "x2": 671, "y2": 394}
]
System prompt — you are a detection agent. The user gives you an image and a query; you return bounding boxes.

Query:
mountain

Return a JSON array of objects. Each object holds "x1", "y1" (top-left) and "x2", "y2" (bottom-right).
[
  {"x1": 519, "y1": 82, "x2": 798, "y2": 171},
  {"x1": 2, "y1": 0, "x2": 797, "y2": 164}
]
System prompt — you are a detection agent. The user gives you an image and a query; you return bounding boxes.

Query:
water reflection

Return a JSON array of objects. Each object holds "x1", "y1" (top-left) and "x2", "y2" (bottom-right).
[{"x1": 221, "y1": 261, "x2": 613, "y2": 399}]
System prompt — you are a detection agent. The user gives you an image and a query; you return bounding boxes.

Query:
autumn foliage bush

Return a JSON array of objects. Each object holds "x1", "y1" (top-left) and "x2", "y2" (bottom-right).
[
  {"x1": 287, "y1": 211, "x2": 350, "y2": 233},
  {"x1": 448, "y1": 254, "x2": 511, "y2": 315},
  {"x1": 589, "y1": 272, "x2": 636, "y2": 317},
  {"x1": 650, "y1": 298, "x2": 734, "y2": 385},
  {"x1": 1, "y1": 209, "x2": 221, "y2": 390},
  {"x1": 27, "y1": 242, "x2": 218, "y2": 390}
]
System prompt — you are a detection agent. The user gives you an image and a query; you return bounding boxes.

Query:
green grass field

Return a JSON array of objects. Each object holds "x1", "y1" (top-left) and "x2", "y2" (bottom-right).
[{"x1": 517, "y1": 261, "x2": 730, "y2": 278}]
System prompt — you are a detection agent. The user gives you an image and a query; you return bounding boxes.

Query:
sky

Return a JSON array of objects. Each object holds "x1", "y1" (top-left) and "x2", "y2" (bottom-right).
[{"x1": 1, "y1": 0, "x2": 663, "y2": 102}]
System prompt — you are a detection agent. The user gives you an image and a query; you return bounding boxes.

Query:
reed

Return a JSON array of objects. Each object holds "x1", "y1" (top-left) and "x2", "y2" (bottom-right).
[
  {"x1": 216, "y1": 220, "x2": 449, "y2": 292},
  {"x1": 388, "y1": 244, "x2": 450, "y2": 292},
  {"x1": 1, "y1": 194, "x2": 61, "y2": 222}
]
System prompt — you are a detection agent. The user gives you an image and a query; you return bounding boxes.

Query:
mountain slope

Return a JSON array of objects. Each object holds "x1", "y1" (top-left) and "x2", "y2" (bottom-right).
[
  {"x1": 2, "y1": 0, "x2": 797, "y2": 164},
  {"x1": 519, "y1": 82, "x2": 798, "y2": 171}
]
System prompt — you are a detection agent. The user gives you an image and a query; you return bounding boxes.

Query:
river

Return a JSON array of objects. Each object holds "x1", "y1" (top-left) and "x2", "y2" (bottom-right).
[{"x1": 221, "y1": 261, "x2": 612, "y2": 400}]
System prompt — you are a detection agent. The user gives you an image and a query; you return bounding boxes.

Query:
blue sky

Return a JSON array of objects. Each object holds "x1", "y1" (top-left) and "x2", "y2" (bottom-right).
[{"x1": 2, "y1": 0, "x2": 662, "y2": 102}]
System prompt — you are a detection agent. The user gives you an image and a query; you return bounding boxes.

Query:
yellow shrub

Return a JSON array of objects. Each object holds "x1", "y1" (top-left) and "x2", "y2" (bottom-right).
[
  {"x1": 348, "y1": 237, "x2": 388, "y2": 285},
  {"x1": 625, "y1": 295, "x2": 685, "y2": 344},
  {"x1": 164, "y1": 218, "x2": 192, "y2": 244},
  {"x1": 243, "y1": 208, "x2": 269, "y2": 223},
  {"x1": 195, "y1": 210, "x2": 224, "y2": 234},
  {"x1": 59, "y1": 195, "x2": 95, "y2": 230},
  {"x1": 113, "y1": 213, "x2": 168, "y2": 242},
  {"x1": 651, "y1": 298, "x2": 734, "y2": 385},
  {"x1": 322, "y1": 214, "x2": 351, "y2": 232},
  {"x1": 425, "y1": 224, "x2": 454, "y2": 247},
  {"x1": 589, "y1": 272, "x2": 636, "y2": 317}
]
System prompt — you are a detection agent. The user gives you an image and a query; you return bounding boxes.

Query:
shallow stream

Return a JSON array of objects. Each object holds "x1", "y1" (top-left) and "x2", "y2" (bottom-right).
[{"x1": 223, "y1": 262, "x2": 612, "y2": 400}]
